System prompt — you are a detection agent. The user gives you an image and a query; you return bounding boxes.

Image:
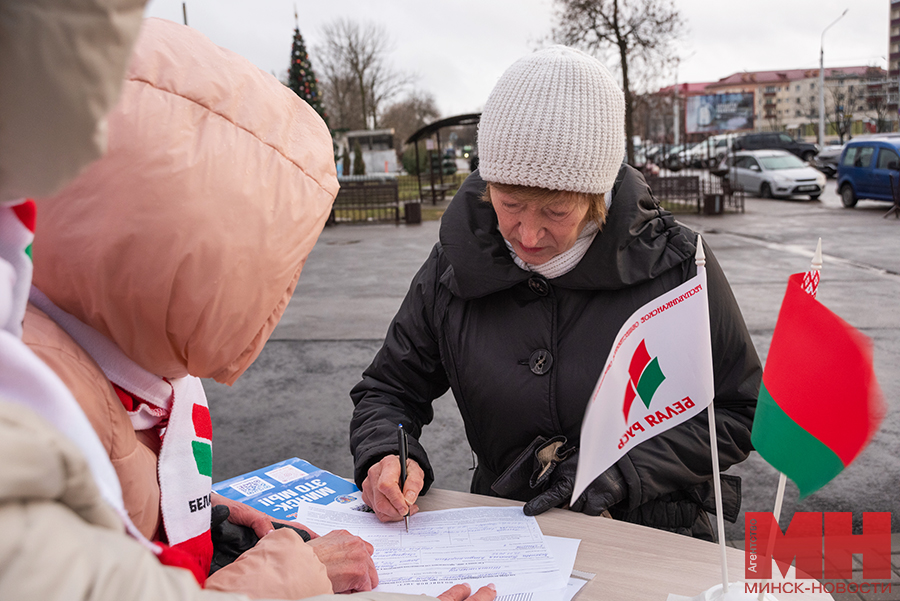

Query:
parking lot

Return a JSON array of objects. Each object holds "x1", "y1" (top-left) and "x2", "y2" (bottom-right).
[{"x1": 204, "y1": 175, "x2": 900, "y2": 544}]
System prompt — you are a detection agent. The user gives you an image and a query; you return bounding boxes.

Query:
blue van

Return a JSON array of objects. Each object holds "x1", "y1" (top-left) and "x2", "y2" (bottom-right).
[{"x1": 836, "y1": 137, "x2": 900, "y2": 207}]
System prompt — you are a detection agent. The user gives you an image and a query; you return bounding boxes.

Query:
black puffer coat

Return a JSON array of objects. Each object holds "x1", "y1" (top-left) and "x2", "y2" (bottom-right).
[{"x1": 350, "y1": 166, "x2": 760, "y2": 539}]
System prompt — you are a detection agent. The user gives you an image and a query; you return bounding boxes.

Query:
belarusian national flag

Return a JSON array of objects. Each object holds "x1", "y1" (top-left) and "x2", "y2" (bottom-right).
[
  {"x1": 751, "y1": 272, "x2": 884, "y2": 498},
  {"x1": 572, "y1": 241, "x2": 713, "y2": 502}
]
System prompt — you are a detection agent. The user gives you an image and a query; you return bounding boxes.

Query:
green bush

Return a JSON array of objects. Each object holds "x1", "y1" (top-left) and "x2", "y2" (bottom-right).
[
  {"x1": 352, "y1": 141, "x2": 365, "y2": 176},
  {"x1": 442, "y1": 156, "x2": 457, "y2": 175},
  {"x1": 402, "y1": 144, "x2": 428, "y2": 175},
  {"x1": 341, "y1": 146, "x2": 351, "y2": 177}
]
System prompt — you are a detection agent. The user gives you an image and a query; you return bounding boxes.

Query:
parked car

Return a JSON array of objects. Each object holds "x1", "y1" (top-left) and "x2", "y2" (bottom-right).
[
  {"x1": 643, "y1": 144, "x2": 664, "y2": 163},
  {"x1": 813, "y1": 144, "x2": 844, "y2": 178},
  {"x1": 732, "y1": 132, "x2": 819, "y2": 162},
  {"x1": 659, "y1": 144, "x2": 689, "y2": 170},
  {"x1": 719, "y1": 149, "x2": 826, "y2": 200},
  {"x1": 836, "y1": 137, "x2": 900, "y2": 207},
  {"x1": 672, "y1": 142, "x2": 705, "y2": 169},
  {"x1": 630, "y1": 145, "x2": 650, "y2": 169},
  {"x1": 678, "y1": 134, "x2": 735, "y2": 168}
]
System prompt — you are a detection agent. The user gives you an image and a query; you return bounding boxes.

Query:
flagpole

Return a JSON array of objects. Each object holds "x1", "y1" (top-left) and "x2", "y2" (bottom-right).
[
  {"x1": 757, "y1": 238, "x2": 822, "y2": 601},
  {"x1": 812, "y1": 237, "x2": 823, "y2": 275},
  {"x1": 770, "y1": 239, "x2": 822, "y2": 513},
  {"x1": 757, "y1": 472, "x2": 787, "y2": 601},
  {"x1": 772, "y1": 473, "x2": 787, "y2": 521},
  {"x1": 770, "y1": 238, "x2": 822, "y2": 520},
  {"x1": 769, "y1": 238, "x2": 822, "y2": 519},
  {"x1": 696, "y1": 237, "x2": 731, "y2": 594},
  {"x1": 708, "y1": 403, "x2": 730, "y2": 593}
]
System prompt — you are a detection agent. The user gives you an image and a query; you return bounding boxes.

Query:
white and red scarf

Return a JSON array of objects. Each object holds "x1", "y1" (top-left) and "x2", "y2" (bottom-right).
[
  {"x1": 1, "y1": 201, "x2": 203, "y2": 582},
  {"x1": 29, "y1": 285, "x2": 214, "y2": 582}
]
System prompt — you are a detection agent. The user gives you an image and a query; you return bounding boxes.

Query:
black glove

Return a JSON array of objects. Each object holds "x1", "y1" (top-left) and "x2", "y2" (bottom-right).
[
  {"x1": 208, "y1": 505, "x2": 312, "y2": 575},
  {"x1": 523, "y1": 452, "x2": 627, "y2": 517}
]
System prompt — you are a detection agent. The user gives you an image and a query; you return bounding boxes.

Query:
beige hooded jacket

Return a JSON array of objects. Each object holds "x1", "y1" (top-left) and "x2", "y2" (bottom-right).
[
  {"x1": 19, "y1": 16, "x2": 343, "y2": 600},
  {"x1": 0, "y1": 400, "x2": 445, "y2": 601},
  {"x1": 0, "y1": 0, "x2": 146, "y2": 203},
  {"x1": 0, "y1": 5, "x2": 448, "y2": 601}
]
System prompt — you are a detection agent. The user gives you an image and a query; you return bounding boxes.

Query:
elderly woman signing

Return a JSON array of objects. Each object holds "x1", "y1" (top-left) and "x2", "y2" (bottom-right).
[{"x1": 350, "y1": 46, "x2": 760, "y2": 540}]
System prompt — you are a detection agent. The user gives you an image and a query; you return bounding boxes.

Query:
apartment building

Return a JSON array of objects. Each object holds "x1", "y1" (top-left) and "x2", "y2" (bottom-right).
[
  {"x1": 647, "y1": 65, "x2": 894, "y2": 144},
  {"x1": 706, "y1": 66, "x2": 890, "y2": 138}
]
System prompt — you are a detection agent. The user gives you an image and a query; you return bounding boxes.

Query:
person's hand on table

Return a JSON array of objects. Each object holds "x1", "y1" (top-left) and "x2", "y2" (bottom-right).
[
  {"x1": 522, "y1": 452, "x2": 626, "y2": 516},
  {"x1": 437, "y1": 583, "x2": 497, "y2": 601},
  {"x1": 306, "y1": 529, "x2": 378, "y2": 593},
  {"x1": 361, "y1": 454, "x2": 424, "y2": 522},
  {"x1": 209, "y1": 492, "x2": 319, "y2": 539}
]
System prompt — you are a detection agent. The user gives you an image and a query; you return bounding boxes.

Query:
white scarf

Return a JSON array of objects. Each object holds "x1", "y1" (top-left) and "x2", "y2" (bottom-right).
[
  {"x1": 506, "y1": 220, "x2": 600, "y2": 279},
  {"x1": 0, "y1": 201, "x2": 153, "y2": 551},
  {"x1": 29, "y1": 287, "x2": 213, "y2": 567}
]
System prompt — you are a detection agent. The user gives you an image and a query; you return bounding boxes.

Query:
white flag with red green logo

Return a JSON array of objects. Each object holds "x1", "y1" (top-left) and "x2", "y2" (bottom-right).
[{"x1": 572, "y1": 260, "x2": 714, "y2": 502}]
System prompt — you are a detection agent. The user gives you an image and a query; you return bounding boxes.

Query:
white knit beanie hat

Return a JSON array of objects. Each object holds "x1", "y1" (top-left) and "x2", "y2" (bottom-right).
[{"x1": 477, "y1": 45, "x2": 625, "y2": 195}]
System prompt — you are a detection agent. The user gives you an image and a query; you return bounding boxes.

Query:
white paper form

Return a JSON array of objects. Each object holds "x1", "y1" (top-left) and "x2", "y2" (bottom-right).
[
  {"x1": 494, "y1": 537, "x2": 585, "y2": 601},
  {"x1": 293, "y1": 504, "x2": 570, "y2": 598}
]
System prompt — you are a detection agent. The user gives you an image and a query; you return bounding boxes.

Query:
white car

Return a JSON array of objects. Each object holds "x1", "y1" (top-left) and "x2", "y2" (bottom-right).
[
  {"x1": 676, "y1": 135, "x2": 737, "y2": 168},
  {"x1": 720, "y1": 149, "x2": 826, "y2": 200}
]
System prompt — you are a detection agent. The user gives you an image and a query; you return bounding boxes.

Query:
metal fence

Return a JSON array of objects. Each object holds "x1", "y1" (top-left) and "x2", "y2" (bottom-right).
[
  {"x1": 330, "y1": 175, "x2": 401, "y2": 224},
  {"x1": 330, "y1": 171, "x2": 743, "y2": 225},
  {"x1": 645, "y1": 171, "x2": 745, "y2": 214},
  {"x1": 397, "y1": 173, "x2": 468, "y2": 204},
  {"x1": 327, "y1": 174, "x2": 471, "y2": 225}
]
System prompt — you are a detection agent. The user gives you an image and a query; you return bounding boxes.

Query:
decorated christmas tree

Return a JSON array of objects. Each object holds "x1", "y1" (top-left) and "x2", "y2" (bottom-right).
[{"x1": 288, "y1": 24, "x2": 328, "y2": 128}]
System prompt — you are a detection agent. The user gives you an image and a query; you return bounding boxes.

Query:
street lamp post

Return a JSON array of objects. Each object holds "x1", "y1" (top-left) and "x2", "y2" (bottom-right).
[{"x1": 819, "y1": 9, "x2": 849, "y2": 147}]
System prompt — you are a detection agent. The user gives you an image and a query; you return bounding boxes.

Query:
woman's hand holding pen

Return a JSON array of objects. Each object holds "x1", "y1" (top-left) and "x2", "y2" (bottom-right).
[{"x1": 362, "y1": 454, "x2": 424, "y2": 522}]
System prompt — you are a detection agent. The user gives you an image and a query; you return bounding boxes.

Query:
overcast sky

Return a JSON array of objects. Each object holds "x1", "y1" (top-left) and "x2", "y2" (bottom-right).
[{"x1": 145, "y1": 0, "x2": 892, "y2": 117}]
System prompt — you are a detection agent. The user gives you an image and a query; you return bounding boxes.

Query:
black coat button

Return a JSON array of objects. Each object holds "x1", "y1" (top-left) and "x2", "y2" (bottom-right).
[
  {"x1": 528, "y1": 276, "x2": 549, "y2": 296},
  {"x1": 529, "y1": 349, "x2": 553, "y2": 375}
]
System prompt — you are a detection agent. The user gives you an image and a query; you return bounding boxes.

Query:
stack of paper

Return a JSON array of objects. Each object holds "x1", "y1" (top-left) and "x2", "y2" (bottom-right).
[
  {"x1": 294, "y1": 503, "x2": 588, "y2": 601},
  {"x1": 214, "y1": 458, "x2": 590, "y2": 599}
]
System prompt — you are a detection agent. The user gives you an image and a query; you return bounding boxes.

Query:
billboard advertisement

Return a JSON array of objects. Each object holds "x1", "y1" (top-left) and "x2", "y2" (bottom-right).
[{"x1": 685, "y1": 93, "x2": 755, "y2": 134}]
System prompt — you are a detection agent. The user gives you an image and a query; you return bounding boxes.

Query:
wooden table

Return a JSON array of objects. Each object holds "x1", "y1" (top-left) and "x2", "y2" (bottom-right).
[{"x1": 416, "y1": 489, "x2": 832, "y2": 601}]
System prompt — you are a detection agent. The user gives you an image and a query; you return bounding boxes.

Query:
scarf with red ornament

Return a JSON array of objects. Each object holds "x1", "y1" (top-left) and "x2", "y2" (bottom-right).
[
  {"x1": 29, "y1": 285, "x2": 214, "y2": 583},
  {"x1": 2, "y1": 199, "x2": 211, "y2": 584}
]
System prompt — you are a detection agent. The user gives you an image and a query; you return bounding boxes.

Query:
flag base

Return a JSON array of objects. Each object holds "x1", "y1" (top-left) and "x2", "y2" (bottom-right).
[{"x1": 666, "y1": 582, "x2": 778, "y2": 601}]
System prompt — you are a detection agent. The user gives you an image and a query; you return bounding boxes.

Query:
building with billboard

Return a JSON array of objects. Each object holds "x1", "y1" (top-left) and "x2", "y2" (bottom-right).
[
  {"x1": 649, "y1": 65, "x2": 893, "y2": 144},
  {"x1": 706, "y1": 66, "x2": 890, "y2": 139},
  {"x1": 684, "y1": 92, "x2": 754, "y2": 134}
]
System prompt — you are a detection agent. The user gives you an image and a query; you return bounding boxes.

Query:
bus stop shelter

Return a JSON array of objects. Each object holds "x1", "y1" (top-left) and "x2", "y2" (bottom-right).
[{"x1": 406, "y1": 113, "x2": 480, "y2": 204}]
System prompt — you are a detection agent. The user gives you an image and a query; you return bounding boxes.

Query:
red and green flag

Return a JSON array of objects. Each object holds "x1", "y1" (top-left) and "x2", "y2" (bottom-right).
[{"x1": 751, "y1": 272, "x2": 884, "y2": 498}]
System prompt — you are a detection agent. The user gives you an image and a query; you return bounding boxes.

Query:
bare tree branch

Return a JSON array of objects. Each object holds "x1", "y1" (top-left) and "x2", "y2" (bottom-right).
[
  {"x1": 864, "y1": 68, "x2": 894, "y2": 134},
  {"x1": 316, "y1": 18, "x2": 413, "y2": 130},
  {"x1": 380, "y1": 90, "x2": 441, "y2": 159},
  {"x1": 552, "y1": 0, "x2": 685, "y2": 164},
  {"x1": 827, "y1": 76, "x2": 860, "y2": 144}
]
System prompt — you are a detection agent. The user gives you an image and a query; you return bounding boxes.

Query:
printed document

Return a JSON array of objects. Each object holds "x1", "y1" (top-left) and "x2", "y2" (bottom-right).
[{"x1": 293, "y1": 504, "x2": 573, "y2": 598}]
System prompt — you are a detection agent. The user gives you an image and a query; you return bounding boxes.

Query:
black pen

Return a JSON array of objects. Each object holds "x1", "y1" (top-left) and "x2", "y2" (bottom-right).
[{"x1": 398, "y1": 423, "x2": 409, "y2": 532}]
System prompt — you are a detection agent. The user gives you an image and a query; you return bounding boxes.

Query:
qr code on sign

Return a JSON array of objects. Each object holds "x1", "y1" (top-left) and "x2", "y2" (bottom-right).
[
  {"x1": 230, "y1": 476, "x2": 274, "y2": 497},
  {"x1": 266, "y1": 464, "x2": 308, "y2": 484}
]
